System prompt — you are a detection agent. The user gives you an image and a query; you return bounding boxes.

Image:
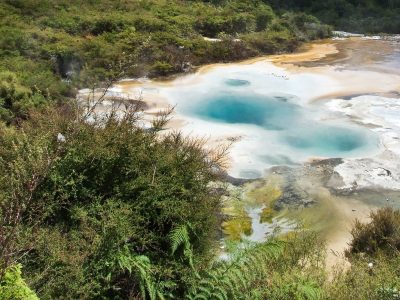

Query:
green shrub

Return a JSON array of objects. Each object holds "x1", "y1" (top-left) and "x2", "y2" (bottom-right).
[
  {"x1": 0, "y1": 265, "x2": 39, "y2": 300},
  {"x1": 327, "y1": 254, "x2": 400, "y2": 300},
  {"x1": 0, "y1": 104, "x2": 223, "y2": 299},
  {"x1": 151, "y1": 61, "x2": 175, "y2": 76},
  {"x1": 347, "y1": 207, "x2": 400, "y2": 256}
]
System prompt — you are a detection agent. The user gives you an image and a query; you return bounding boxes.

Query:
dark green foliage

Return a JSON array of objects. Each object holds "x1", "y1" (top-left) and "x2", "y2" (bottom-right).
[
  {"x1": 0, "y1": 104, "x2": 223, "y2": 299},
  {"x1": 265, "y1": 0, "x2": 400, "y2": 33},
  {"x1": 348, "y1": 207, "x2": 400, "y2": 256},
  {"x1": 151, "y1": 61, "x2": 175, "y2": 76}
]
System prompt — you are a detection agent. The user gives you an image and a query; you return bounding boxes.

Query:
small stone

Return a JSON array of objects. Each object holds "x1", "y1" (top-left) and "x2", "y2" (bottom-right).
[{"x1": 57, "y1": 133, "x2": 66, "y2": 143}]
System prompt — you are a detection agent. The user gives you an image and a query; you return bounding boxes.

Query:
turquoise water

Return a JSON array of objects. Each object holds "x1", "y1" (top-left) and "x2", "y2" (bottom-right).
[
  {"x1": 284, "y1": 125, "x2": 366, "y2": 153},
  {"x1": 225, "y1": 79, "x2": 251, "y2": 87},
  {"x1": 185, "y1": 91, "x2": 377, "y2": 157},
  {"x1": 192, "y1": 93, "x2": 299, "y2": 130}
]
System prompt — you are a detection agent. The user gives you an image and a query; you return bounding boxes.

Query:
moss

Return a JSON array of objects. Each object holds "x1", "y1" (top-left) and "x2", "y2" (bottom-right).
[
  {"x1": 246, "y1": 176, "x2": 282, "y2": 207},
  {"x1": 222, "y1": 216, "x2": 253, "y2": 241},
  {"x1": 222, "y1": 195, "x2": 253, "y2": 241},
  {"x1": 260, "y1": 207, "x2": 274, "y2": 224},
  {"x1": 245, "y1": 177, "x2": 282, "y2": 224}
]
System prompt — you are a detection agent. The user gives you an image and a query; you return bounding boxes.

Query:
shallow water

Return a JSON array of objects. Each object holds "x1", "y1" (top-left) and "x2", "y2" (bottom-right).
[
  {"x1": 225, "y1": 78, "x2": 251, "y2": 87},
  {"x1": 246, "y1": 207, "x2": 297, "y2": 242},
  {"x1": 188, "y1": 92, "x2": 299, "y2": 130},
  {"x1": 187, "y1": 91, "x2": 375, "y2": 155}
]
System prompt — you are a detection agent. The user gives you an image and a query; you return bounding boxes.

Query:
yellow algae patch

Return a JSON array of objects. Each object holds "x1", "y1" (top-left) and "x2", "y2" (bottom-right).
[
  {"x1": 222, "y1": 199, "x2": 252, "y2": 241},
  {"x1": 222, "y1": 176, "x2": 282, "y2": 241},
  {"x1": 245, "y1": 176, "x2": 282, "y2": 208},
  {"x1": 222, "y1": 217, "x2": 252, "y2": 241},
  {"x1": 260, "y1": 207, "x2": 274, "y2": 224}
]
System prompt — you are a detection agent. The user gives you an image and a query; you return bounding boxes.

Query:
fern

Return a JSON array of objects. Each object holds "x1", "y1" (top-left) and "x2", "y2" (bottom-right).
[
  {"x1": 116, "y1": 247, "x2": 167, "y2": 300},
  {"x1": 169, "y1": 223, "x2": 197, "y2": 273},
  {"x1": 296, "y1": 282, "x2": 322, "y2": 300},
  {"x1": 170, "y1": 223, "x2": 191, "y2": 255},
  {"x1": 185, "y1": 241, "x2": 285, "y2": 300}
]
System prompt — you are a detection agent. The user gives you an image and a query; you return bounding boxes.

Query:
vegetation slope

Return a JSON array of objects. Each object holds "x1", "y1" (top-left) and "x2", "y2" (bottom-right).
[
  {"x1": 0, "y1": 0, "x2": 331, "y2": 122},
  {"x1": 1, "y1": 1, "x2": 400, "y2": 299}
]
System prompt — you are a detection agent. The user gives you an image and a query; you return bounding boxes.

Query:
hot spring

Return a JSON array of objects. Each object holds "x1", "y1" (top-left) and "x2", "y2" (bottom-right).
[
  {"x1": 170, "y1": 86, "x2": 379, "y2": 178},
  {"x1": 112, "y1": 43, "x2": 393, "y2": 179},
  {"x1": 187, "y1": 92, "x2": 371, "y2": 155}
]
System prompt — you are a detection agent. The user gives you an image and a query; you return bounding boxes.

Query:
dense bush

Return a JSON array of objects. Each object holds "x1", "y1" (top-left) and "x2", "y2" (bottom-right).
[
  {"x1": 0, "y1": 102, "x2": 225, "y2": 298},
  {"x1": 347, "y1": 207, "x2": 400, "y2": 256},
  {"x1": 265, "y1": 0, "x2": 400, "y2": 33},
  {"x1": 327, "y1": 255, "x2": 400, "y2": 300}
]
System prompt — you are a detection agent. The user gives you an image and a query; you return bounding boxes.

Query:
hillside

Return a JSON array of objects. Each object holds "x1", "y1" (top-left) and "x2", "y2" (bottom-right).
[
  {"x1": 0, "y1": 0, "x2": 331, "y2": 122},
  {"x1": 267, "y1": 0, "x2": 400, "y2": 33},
  {"x1": 1, "y1": 1, "x2": 400, "y2": 299}
]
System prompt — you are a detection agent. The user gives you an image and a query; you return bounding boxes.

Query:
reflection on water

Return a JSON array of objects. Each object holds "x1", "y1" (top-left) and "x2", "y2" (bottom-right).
[
  {"x1": 222, "y1": 177, "x2": 297, "y2": 243},
  {"x1": 245, "y1": 207, "x2": 297, "y2": 242}
]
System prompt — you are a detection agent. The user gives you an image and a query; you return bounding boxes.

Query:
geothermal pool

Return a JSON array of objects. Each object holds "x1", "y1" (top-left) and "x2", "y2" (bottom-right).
[
  {"x1": 180, "y1": 90, "x2": 378, "y2": 171},
  {"x1": 152, "y1": 55, "x2": 384, "y2": 178},
  {"x1": 108, "y1": 37, "x2": 400, "y2": 184}
]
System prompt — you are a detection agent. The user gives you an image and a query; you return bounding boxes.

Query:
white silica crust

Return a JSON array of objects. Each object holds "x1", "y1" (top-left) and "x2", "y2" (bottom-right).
[{"x1": 327, "y1": 96, "x2": 400, "y2": 190}]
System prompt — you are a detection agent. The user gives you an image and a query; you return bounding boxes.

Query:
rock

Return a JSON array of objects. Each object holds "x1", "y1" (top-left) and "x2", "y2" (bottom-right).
[
  {"x1": 302, "y1": 199, "x2": 316, "y2": 207},
  {"x1": 57, "y1": 133, "x2": 66, "y2": 143}
]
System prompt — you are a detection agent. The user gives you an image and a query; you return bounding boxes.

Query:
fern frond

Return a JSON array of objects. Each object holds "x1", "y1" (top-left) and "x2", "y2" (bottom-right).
[
  {"x1": 170, "y1": 224, "x2": 190, "y2": 255},
  {"x1": 116, "y1": 251, "x2": 167, "y2": 300},
  {"x1": 193, "y1": 294, "x2": 209, "y2": 300},
  {"x1": 185, "y1": 240, "x2": 285, "y2": 299},
  {"x1": 297, "y1": 282, "x2": 322, "y2": 300}
]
